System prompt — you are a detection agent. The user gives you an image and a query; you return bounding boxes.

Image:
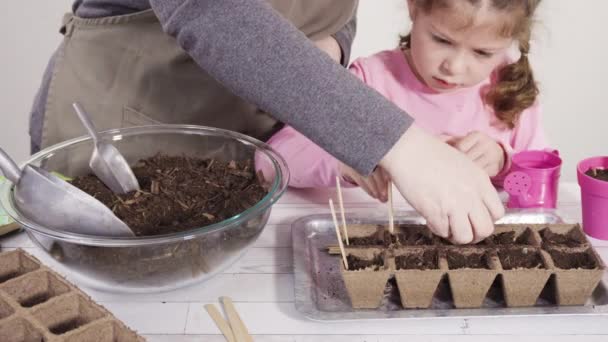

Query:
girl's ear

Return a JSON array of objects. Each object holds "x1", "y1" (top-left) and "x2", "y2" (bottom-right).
[{"x1": 407, "y1": 0, "x2": 418, "y2": 21}]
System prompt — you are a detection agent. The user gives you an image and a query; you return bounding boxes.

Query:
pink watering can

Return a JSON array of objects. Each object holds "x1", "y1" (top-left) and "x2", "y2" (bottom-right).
[{"x1": 504, "y1": 150, "x2": 562, "y2": 209}]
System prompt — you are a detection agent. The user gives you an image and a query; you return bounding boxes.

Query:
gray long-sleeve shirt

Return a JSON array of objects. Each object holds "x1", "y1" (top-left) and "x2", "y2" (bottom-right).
[{"x1": 31, "y1": 0, "x2": 413, "y2": 175}]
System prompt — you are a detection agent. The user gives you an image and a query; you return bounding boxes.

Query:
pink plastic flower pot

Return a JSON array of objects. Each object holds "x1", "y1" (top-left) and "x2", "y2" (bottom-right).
[
  {"x1": 577, "y1": 156, "x2": 608, "y2": 240},
  {"x1": 504, "y1": 150, "x2": 561, "y2": 209}
]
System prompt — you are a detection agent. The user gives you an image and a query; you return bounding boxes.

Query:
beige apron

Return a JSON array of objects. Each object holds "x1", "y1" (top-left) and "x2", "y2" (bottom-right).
[{"x1": 40, "y1": 1, "x2": 358, "y2": 149}]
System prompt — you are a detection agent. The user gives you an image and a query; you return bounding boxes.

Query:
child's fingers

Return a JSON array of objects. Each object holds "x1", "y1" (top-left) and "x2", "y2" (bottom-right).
[
  {"x1": 438, "y1": 133, "x2": 455, "y2": 144},
  {"x1": 381, "y1": 168, "x2": 392, "y2": 183},
  {"x1": 454, "y1": 132, "x2": 480, "y2": 153},
  {"x1": 470, "y1": 154, "x2": 499, "y2": 177},
  {"x1": 359, "y1": 177, "x2": 379, "y2": 200},
  {"x1": 371, "y1": 171, "x2": 388, "y2": 202},
  {"x1": 484, "y1": 162, "x2": 502, "y2": 178},
  {"x1": 466, "y1": 144, "x2": 486, "y2": 163},
  {"x1": 359, "y1": 173, "x2": 388, "y2": 202},
  {"x1": 341, "y1": 165, "x2": 385, "y2": 201}
]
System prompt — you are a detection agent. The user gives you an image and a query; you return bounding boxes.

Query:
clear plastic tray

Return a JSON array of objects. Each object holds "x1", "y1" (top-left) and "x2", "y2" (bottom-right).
[{"x1": 292, "y1": 209, "x2": 608, "y2": 321}]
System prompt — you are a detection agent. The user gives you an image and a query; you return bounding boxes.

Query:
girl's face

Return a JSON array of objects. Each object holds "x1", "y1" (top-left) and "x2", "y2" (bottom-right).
[{"x1": 406, "y1": 0, "x2": 515, "y2": 92}]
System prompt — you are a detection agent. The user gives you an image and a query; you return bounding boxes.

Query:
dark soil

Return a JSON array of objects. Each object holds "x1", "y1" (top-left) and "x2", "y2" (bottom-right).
[
  {"x1": 348, "y1": 235, "x2": 383, "y2": 246},
  {"x1": 540, "y1": 228, "x2": 585, "y2": 248},
  {"x1": 390, "y1": 225, "x2": 437, "y2": 246},
  {"x1": 479, "y1": 228, "x2": 534, "y2": 246},
  {"x1": 480, "y1": 231, "x2": 515, "y2": 245},
  {"x1": 70, "y1": 154, "x2": 268, "y2": 236},
  {"x1": 586, "y1": 168, "x2": 608, "y2": 182},
  {"x1": 346, "y1": 254, "x2": 384, "y2": 271},
  {"x1": 515, "y1": 228, "x2": 535, "y2": 245},
  {"x1": 548, "y1": 249, "x2": 599, "y2": 270},
  {"x1": 395, "y1": 250, "x2": 439, "y2": 270},
  {"x1": 498, "y1": 248, "x2": 544, "y2": 270},
  {"x1": 447, "y1": 250, "x2": 491, "y2": 269}
]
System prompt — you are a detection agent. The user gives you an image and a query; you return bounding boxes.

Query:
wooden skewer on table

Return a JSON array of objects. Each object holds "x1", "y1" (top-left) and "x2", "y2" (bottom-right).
[
  {"x1": 204, "y1": 296, "x2": 254, "y2": 342},
  {"x1": 204, "y1": 304, "x2": 236, "y2": 342},
  {"x1": 221, "y1": 296, "x2": 253, "y2": 342}
]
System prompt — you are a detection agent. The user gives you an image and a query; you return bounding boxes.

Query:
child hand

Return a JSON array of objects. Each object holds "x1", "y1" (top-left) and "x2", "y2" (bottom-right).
[
  {"x1": 338, "y1": 162, "x2": 390, "y2": 202},
  {"x1": 446, "y1": 132, "x2": 505, "y2": 177}
]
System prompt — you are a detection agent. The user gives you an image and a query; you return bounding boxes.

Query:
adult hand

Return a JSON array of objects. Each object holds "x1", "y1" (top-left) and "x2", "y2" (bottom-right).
[
  {"x1": 313, "y1": 36, "x2": 342, "y2": 63},
  {"x1": 445, "y1": 131, "x2": 506, "y2": 177},
  {"x1": 379, "y1": 124, "x2": 504, "y2": 244},
  {"x1": 338, "y1": 162, "x2": 390, "y2": 202}
]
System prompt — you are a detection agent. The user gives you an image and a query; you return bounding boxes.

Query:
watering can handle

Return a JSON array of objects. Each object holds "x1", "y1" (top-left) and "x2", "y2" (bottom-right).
[
  {"x1": 0, "y1": 148, "x2": 22, "y2": 184},
  {"x1": 72, "y1": 102, "x2": 100, "y2": 145}
]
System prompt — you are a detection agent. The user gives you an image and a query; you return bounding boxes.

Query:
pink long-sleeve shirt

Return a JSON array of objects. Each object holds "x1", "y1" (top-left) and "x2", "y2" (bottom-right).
[{"x1": 265, "y1": 48, "x2": 548, "y2": 188}]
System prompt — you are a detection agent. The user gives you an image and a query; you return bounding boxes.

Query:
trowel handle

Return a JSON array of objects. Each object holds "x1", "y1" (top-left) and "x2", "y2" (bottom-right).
[
  {"x1": 73, "y1": 102, "x2": 101, "y2": 145},
  {"x1": 0, "y1": 148, "x2": 21, "y2": 183}
]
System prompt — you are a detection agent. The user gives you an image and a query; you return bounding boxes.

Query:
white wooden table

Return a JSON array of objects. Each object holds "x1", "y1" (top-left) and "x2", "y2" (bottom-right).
[{"x1": 2, "y1": 182, "x2": 608, "y2": 341}]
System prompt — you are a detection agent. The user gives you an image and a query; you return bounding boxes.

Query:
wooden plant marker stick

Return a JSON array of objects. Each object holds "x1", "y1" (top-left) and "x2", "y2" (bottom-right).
[
  {"x1": 326, "y1": 245, "x2": 341, "y2": 255},
  {"x1": 335, "y1": 176, "x2": 349, "y2": 245},
  {"x1": 220, "y1": 296, "x2": 254, "y2": 342},
  {"x1": 329, "y1": 199, "x2": 349, "y2": 270},
  {"x1": 388, "y1": 181, "x2": 394, "y2": 234},
  {"x1": 204, "y1": 304, "x2": 236, "y2": 342},
  {"x1": 0, "y1": 222, "x2": 20, "y2": 236}
]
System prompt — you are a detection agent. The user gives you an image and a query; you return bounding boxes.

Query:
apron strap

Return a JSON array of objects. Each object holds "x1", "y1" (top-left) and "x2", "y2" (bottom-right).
[{"x1": 59, "y1": 13, "x2": 75, "y2": 37}]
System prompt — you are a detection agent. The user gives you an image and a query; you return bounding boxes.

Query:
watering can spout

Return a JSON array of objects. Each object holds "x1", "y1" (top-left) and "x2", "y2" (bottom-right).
[{"x1": 504, "y1": 171, "x2": 534, "y2": 208}]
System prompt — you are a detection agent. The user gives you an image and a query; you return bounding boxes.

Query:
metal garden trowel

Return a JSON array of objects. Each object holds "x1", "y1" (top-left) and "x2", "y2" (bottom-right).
[
  {"x1": 73, "y1": 102, "x2": 140, "y2": 194},
  {"x1": 0, "y1": 147, "x2": 134, "y2": 237}
]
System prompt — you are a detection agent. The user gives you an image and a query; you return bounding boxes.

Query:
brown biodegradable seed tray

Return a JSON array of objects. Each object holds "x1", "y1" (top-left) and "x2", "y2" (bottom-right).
[
  {"x1": 499, "y1": 247, "x2": 551, "y2": 307},
  {"x1": 446, "y1": 248, "x2": 498, "y2": 308},
  {"x1": 0, "y1": 249, "x2": 144, "y2": 342},
  {"x1": 340, "y1": 248, "x2": 390, "y2": 309},
  {"x1": 392, "y1": 248, "x2": 444, "y2": 309},
  {"x1": 336, "y1": 223, "x2": 605, "y2": 309},
  {"x1": 545, "y1": 247, "x2": 605, "y2": 305}
]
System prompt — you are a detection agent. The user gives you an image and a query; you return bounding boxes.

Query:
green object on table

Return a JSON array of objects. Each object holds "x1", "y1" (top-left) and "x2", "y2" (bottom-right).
[
  {"x1": 0, "y1": 176, "x2": 11, "y2": 224},
  {"x1": 51, "y1": 172, "x2": 73, "y2": 181},
  {"x1": 0, "y1": 209, "x2": 10, "y2": 226},
  {"x1": 0, "y1": 176, "x2": 20, "y2": 235}
]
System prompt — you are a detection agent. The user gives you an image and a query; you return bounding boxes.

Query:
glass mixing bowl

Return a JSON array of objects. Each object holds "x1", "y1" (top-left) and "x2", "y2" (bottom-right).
[{"x1": 0, "y1": 125, "x2": 288, "y2": 292}]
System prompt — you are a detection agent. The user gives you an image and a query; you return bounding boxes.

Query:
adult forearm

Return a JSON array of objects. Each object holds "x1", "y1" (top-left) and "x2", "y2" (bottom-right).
[{"x1": 150, "y1": 0, "x2": 412, "y2": 174}]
